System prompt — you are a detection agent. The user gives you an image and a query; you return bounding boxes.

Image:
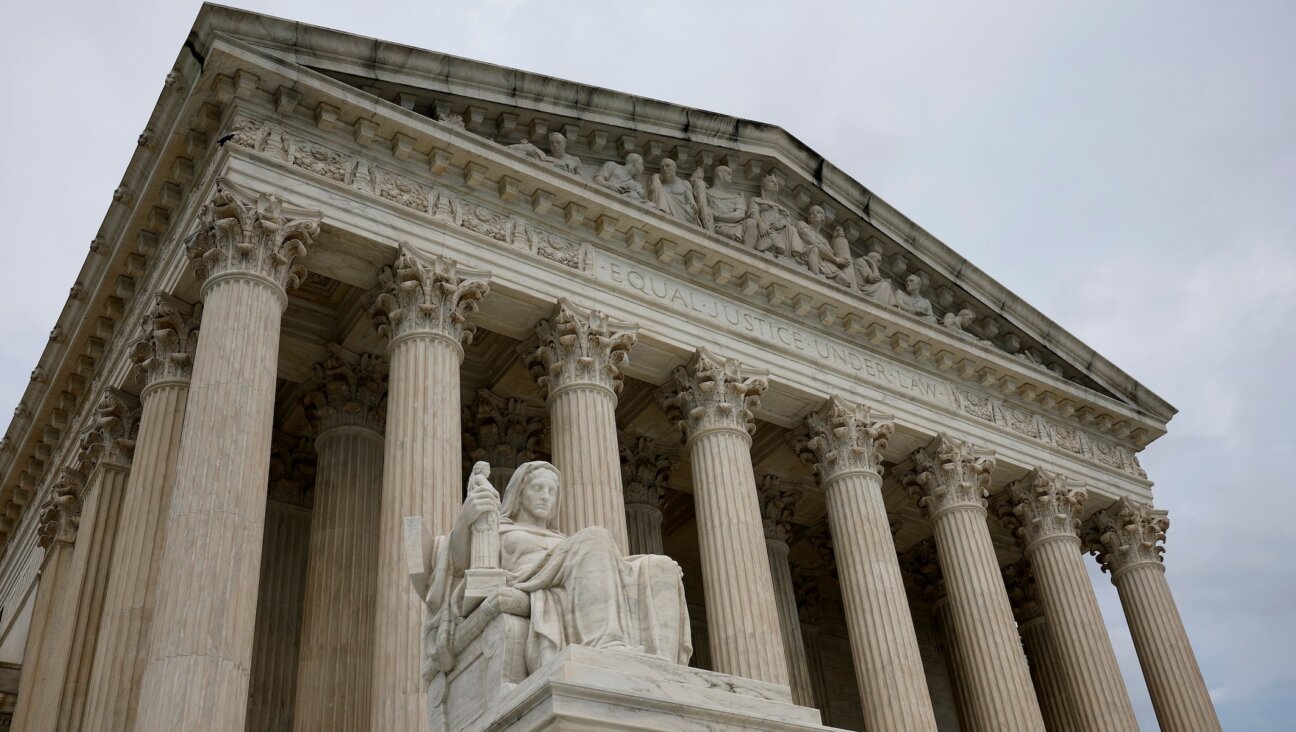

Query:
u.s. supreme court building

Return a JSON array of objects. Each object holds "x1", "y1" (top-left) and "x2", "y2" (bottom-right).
[{"x1": 0, "y1": 5, "x2": 1220, "y2": 732}]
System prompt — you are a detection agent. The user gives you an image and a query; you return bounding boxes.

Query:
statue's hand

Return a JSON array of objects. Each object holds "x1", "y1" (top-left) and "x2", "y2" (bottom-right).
[{"x1": 458, "y1": 476, "x2": 500, "y2": 528}]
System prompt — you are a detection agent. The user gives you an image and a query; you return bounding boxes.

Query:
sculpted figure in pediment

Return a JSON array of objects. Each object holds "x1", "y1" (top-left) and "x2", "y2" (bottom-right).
[
  {"x1": 509, "y1": 131, "x2": 586, "y2": 177},
  {"x1": 420, "y1": 460, "x2": 692, "y2": 676},
  {"x1": 943, "y1": 308, "x2": 987, "y2": 342},
  {"x1": 699, "y1": 165, "x2": 755, "y2": 243},
  {"x1": 594, "y1": 153, "x2": 647, "y2": 201},
  {"x1": 793, "y1": 206, "x2": 854, "y2": 287},
  {"x1": 649, "y1": 158, "x2": 700, "y2": 225},
  {"x1": 895, "y1": 273, "x2": 938, "y2": 322},
  {"x1": 745, "y1": 174, "x2": 804, "y2": 258},
  {"x1": 854, "y1": 251, "x2": 897, "y2": 306}
]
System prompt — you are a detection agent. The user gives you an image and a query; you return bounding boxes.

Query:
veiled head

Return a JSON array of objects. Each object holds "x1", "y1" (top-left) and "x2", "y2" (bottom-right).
[{"x1": 502, "y1": 460, "x2": 562, "y2": 528}]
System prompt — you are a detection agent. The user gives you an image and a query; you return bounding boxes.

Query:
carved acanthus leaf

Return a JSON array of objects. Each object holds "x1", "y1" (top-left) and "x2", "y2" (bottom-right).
[
  {"x1": 37, "y1": 468, "x2": 84, "y2": 549},
  {"x1": 463, "y1": 389, "x2": 546, "y2": 472},
  {"x1": 796, "y1": 395, "x2": 894, "y2": 481},
  {"x1": 620, "y1": 435, "x2": 671, "y2": 508},
  {"x1": 303, "y1": 344, "x2": 387, "y2": 433},
  {"x1": 904, "y1": 434, "x2": 996, "y2": 517},
  {"x1": 268, "y1": 432, "x2": 315, "y2": 508},
  {"x1": 1002, "y1": 560, "x2": 1043, "y2": 624},
  {"x1": 757, "y1": 475, "x2": 798, "y2": 544},
  {"x1": 999, "y1": 467, "x2": 1087, "y2": 549},
  {"x1": 77, "y1": 389, "x2": 140, "y2": 470},
  {"x1": 528, "y1": 299, "x2": 637, "y2": 397},
  {"x1": 1086, "y1": 498, "x2": 1169, "y2": 575},
  {"x1": 370, "y1": 245, "x2": 490, "y2": 345},
  {"x1": 130, "y1": 293, "x2": 201, "y2": 385},
  {"x1": 899, "y1": 539, "x2": 945, "y2": 605},
  {"x1": 184, "y1": 181, "x2": 321, "y2": 290},
  {"x1": 663, "y1": 348, "x2": 768, "y2": 439}
]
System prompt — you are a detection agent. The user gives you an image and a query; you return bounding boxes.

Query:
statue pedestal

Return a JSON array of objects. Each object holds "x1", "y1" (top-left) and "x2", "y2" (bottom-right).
[{"x1": 430, "y1": 601, "x2": 837, "y2": 732}]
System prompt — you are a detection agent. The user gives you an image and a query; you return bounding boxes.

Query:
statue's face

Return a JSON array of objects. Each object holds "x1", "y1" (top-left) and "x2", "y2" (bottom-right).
[
  {"x1": 627, "y1": 154, "x2": 644, "y2": 175},
  {"x1": 762, "y1": 175, "x2": 780, "y2": 195},
  {"x1": 549, "y1": 132, "x2": 565, "y2": 153},
  {"x1": 715, "y1": 166, "x2": 732, "y2": 187},
  {"x1": 520, "y1": 469, "x2": 559, "y2": 522},
  {"x1": 661, "y1": 159, "x2": 676, "y2": 180},
  {"x1": 809, "y1": 206, "x2": 824, "y2": 225}
]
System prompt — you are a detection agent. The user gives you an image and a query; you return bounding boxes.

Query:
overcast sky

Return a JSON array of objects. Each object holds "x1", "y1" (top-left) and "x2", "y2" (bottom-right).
[{"x1": 2, "y1": 1, "x2": 1292, "y2": 728}]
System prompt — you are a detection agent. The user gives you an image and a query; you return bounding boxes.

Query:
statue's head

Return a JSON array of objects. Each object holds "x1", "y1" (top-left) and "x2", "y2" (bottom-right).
[
  {"x1": 625, "y1": 153, "x2": 645, "y2": 175},
  {"x1": 502, "y1": 460, "x2": 562, "y2": 528},
  {"x1": 660, "y1": 158, "x2": 677, "y2": 180},
  {"x1": 808, "y1": 205, "x2": 824, "y2": 226},
  {"x1": 548, "y1": 131, "x2": 566, "y2": 153},
  {"x1": 761, "y1": 174, "x2": 780, "y2": 195},
  {"x1": 714, "y1": 165, "x2": 732, "y2": 187}
]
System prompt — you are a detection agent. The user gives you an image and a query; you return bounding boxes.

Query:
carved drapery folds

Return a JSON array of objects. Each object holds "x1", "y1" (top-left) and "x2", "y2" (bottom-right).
[
  {"x1": 37, "y1": 468, "x2": 84, "y2": 549},
  {"x1": 370, "y1": 245, "x2": 490, "y2": 347},
  {"x1": 663, "y1": 348, "x2": 768, "y2": 440},
  {"x1": 130, "y1": 294, "x2": 201, "y2": 386},
  {"x1": 184, "y1": 181, "x2": 321, "y2": 290},
  {"x1": 527, "y1": 299, "x2": 637, "y2": 398},
  {"x1": 905, "y1": 434, "x2": 996, "y2": 517},
  {"x1": 464, "y1": 389, "x2": 546, "y2": 475},
  {"x1": 303, "y1": 345, "x2": 388, "y2": 433},
  {"x1": 1088, "y1": 498, "x2": 1169, "y2": 575},
  {"x1": 77, "y1": 390, "x2": 140, "y2": 470},
  {"x1": 757, "y1": 475, "x2": 797, "y2": 544},
  {"x1": 1001, "y1": 467, "x2": 1087, "y2": 550},
  {"x1": 620, "y1": 435, "x2": 671, "y2": 509},
  {"x1": 797, "y1": 395, "x2": 893, "y2": 481}
]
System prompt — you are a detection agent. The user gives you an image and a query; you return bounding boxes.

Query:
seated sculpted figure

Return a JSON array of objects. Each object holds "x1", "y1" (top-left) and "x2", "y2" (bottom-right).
[
  {"x1": 894, "y1": 273, "x2": 938, "y2": 322},
  {"x1": 594, "y1": 153, "x2": 647, "y2": 201},
  {"x1": 701, "y1": 165, "x2": 754, "y2": 242},
  {"x1": 649, "y1": 158, "x2": 700, "y2": 224},
  {"x1": 422, "y1": 460, "x2": 692, "y2": 676},
  {"x1": 854, "y1": 251, "x2": 897, "y2": 306},
  {"x1": 508, "y1": 131, "x2": 585, "y2": 177},
  {"x1": 744, "y1": 174, "x2": 804, "y2": 257},
  {"x1": 793, "y1": 206, "x2": 854, "y2": 287}
]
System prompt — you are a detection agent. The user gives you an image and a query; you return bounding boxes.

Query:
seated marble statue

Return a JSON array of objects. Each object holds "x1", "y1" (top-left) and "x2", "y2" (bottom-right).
[
  {"x1": 508, "y1": 131, "x2": 585, "y2": 177},
  {"x1": 854, "y1": 251, "x2": 897, "y2": 306},
  {"x1": 793, "y1": 206, "x2": 854, "y2": 287},
  {"x1": 701, "y1": 165, "x2": 753, "y2": 242},
  {"x1": 744, "y1": 174, "x2": 804, "y2": 257},
  {"x1": 649, "y1": 158, "x2": 700, "y2": 224},
  {"x1": 594, "y1": 153, "x2": 647, "y2": 201},
  {"x1": 423, "y1": 460, "x2": 692, "y2": 677},
  {"x1": 894, "y1": 273, "x2": 938, "y2": 322},
  {"x1": 943, "y1": 308, "x2": 979, "y2": 336}
]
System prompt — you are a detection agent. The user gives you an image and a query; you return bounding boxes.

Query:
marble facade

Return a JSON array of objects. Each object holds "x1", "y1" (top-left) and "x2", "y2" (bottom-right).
[{"x1": 0, "y1": 5, "x2": 1218, "y2": 732}]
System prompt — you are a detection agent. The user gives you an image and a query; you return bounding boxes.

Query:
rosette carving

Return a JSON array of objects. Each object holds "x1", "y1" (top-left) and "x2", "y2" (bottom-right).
[
  {"x1": 37, "y1": 468, "x2": 84, "y2": 549},
  {"x1": 796, "y1": 395, "x2": 894, "y2": 481},
  {"x1": 999, "y1": 467, "x2": 1086, "y2": 549},
  {"x1": 905, "y1": 434, "x2": 996, "y2": 517},
  {"x1": 302, "y1": 344, "x2": 388, "y2": 433},
  {"x1": 185, "y1": 181, "x2": 321, "y2": 289},
  {"x1": 370, "y1": 245, "x2": 490, "y2": 345},
  {"x1": 77, "y1": 389, "x2": 140, "y2": 470},
  {"x1": 1087, "y1": 498, "x2": 1169, "y2": 575},
  {"x1": 620, "y1": 435, "x2": 672, "y2": 508},
  {"x1": 527, "y1": 299, "x2": 637, "y2": 397},
  {"x1": 130, "y1": 293, "x2": 201, "y2": 385},
  {"x1": 663, "y1": 348, "x2": 768, "y2": 439}
]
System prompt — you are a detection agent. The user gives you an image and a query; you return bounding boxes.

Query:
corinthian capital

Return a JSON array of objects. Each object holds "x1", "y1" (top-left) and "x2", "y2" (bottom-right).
[
  {"x1": 899, "y1": 539, "x2": 945, "y2": 604},
  {"x1": 464, "y1": 389, "x2": 546, "y2": 472},
  {"x1": 620, "y1": 434, "x2": 672, "y2": 508},
  {"x1": 527, "y1": 299, "x2": 638, "y2": 398},
  {"x1": 130, "y1": 293, "x2": 201, "y2": 386},
  {"x1": 37, "y1": 468, "x2": 84, "y2": 549},
  {"x1": 663, "y1": 348, "x2": 768, "y2": 440},
  {"x1": 904, "y1": 434, "x2": 996, "y2": 517},
  {"x1": 184, "y1": 181, "x2": 321, "y2": 290},
  {"x1": 370, "y1": 245, "x2": 490, "y2": 346},
  {"x1": 269, "y1": 432, "x2": 315, "y2": 508},
  {"x1": 1002, "y1": 560, "x2": 1043, "y2": 624},
  {"x1": 77, "y1": 389, "x2": 140, "y2": 471},
  {"x1": 758, "y1": 474, "x2": 798, "y2": 544},
  {"x1": 1087, "y1": 498, "x2": 1169, "y2": 575},
  {"x1": 999, "y1": 467, "x2": 1086, "y2": 549},
  {"x1": 796, "y1": 395, "x2": 894, "y2": 481},
  {"x1": 303, "y1": 344, "x2": 388, "y2": 433}
]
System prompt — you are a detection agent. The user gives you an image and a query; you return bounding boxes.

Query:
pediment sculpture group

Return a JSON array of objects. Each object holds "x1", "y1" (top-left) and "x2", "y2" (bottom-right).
[{"x1": 498, "y1": 129, "x2": 1055, "y2": 371}]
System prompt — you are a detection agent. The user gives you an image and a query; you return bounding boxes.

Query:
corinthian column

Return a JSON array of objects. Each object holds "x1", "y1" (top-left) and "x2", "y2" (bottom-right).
[
  {"x1": 906, "y1": 434, "x2": 1045, "y2": 731},
  {"x1": 798, "y1": 396, "x2": 937, "y2": 731},
  {"x1": 1089, "y1": 500, "x2": 1221, "y2": 732},
  {"x1": 82, "y1": 294, "x2": 198, "y2": 731},
  {"x1": 369, "y1": 246, "x2": 488, "y2": 730},
  {"x1": 293, "y1": 346, "x2": 386, "y2": 731},
  {"x1": 10, "y1": 468, "x2": 84, "y2": 732},
  {"x1": 620, "y1": 435, "x2": 671, "y2": 556},
  {"x1": 136, "y1": 183, "x2": 320, "y2": 732},
  {"x1": 901, "y1": 540, "x2": 976, "y2": 732},
  {"x1": 757, "y1": 476, "x2": 815, "y2": 707},
  {"x1": 1001, "y1": 468, "x2": 1138, "y2": 730},
  {"x1": 527, "y1": 299, "x2": 637, "y2": 551},
  {"x1": 1004, "y1": 561, "x2": 1079, "y2": 732},
  {"x1": 662, "y1": 348, "x2": 788, "y2": 685},
  {"x1": 464, "y1": 388, "x2": 546, "y2": 487}
]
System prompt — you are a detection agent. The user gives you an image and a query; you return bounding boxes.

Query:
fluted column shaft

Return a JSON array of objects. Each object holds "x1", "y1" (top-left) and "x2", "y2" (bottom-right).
[
  {"x1": 1114, "y1": 562, "x2": 1219, "y2": 731},
  {"x1": 1019, "y1": 616, "x2": 1080, "y2": 732},
  {"x1": 625, "y1": 503, "x2": 664, "y2": 555},
  {"x1": 246, "y1": 500, "x2": 311, "y2": 731},
  {"x1": 548, "y1": 383, "x2": 626, "y2": 549},
  {"x1": 687, "y1": 426, "x2": 788, "y2": 684},
  {"x1": 82, "y1": 379, "x2": 190, "y2": 730},
  {"x1": 294, "y1": 425, "x2": 383, "y2": 730},
  {"x1": 135, "y1": 273, "x2": 287, "y2": 731},
  {"x1": 800, "y1": 624, "x2": 832, "y2": 725},
  {"x1": 764, "y1": 538, "x2": 815, "y2": 706},
  {"x1": 931, "y1": 597, "x2": 978, "y2": 731}
]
